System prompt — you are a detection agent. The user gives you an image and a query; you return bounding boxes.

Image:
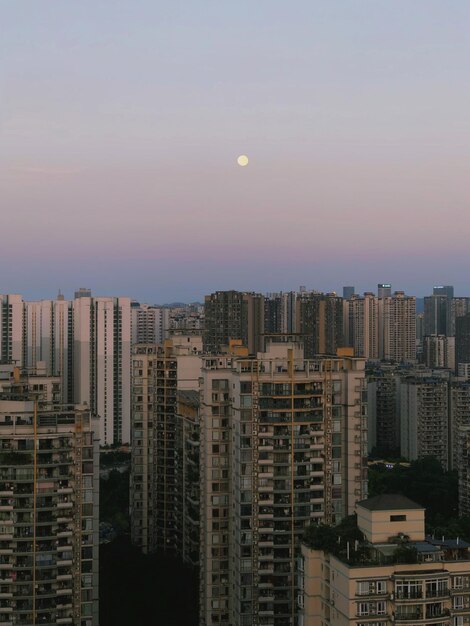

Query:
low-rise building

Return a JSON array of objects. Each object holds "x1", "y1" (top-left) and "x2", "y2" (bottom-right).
[{"x1": 300, "y1": 494, "x2": 470, "y2": 626}]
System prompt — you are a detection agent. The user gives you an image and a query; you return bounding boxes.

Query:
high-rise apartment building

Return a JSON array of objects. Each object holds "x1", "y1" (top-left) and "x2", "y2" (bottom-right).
[
  {"x1": 73, "y1": 296, "x2": 131, "y2": 444},
  {"x1": 130, "y1": 335, "x2": 202, "y2": 555},
  {"x1": 24, "y1": 299, "x2": 74, "y2": 404},
  {"x1": 264, "y1": 292, "x2": 297, "y2": 335},
  {"x1": 450, "y1": 380, "x2": 470, "y2": 472},
  {"x1": 399, "y1": 374, "x2": 450, "y2": 469},
  {"x1": 0, "y1": 294, "x2": 23, "y2": 366},
  {"x1": 0, "y1": 293, "x2": 131, "y2": 444},
  {"x1": 379, "y1": 291, "x2": 416, "y2": 362},
  {"x1": 423, "y1": 334, "x2": 455, "y2": 370},
  {"x1": 199, "y1": 341, "x2": 367, "y2": 626},
  {"x1": 131, "y1": 303, "x2": 170, "y2": 345},
  {"x1": 0, "y1": 388, "x2": 100, "y2": 626},
  {"x1": 344, "y1": 293, "x2": 379, "y2": 360},
  {"x1": 296, "y1": 293, "x2": 344, "y2": 358},
  {"x1": 458, "y1": 425, "x2": 470, "y2": 515},
  {"x1": 204, "y1": 291, "x2": 264, "y2": 354},
  {"x1": 456, "y1": 313, "x2": 470, "y2": 371},
  {"x1": 449, "y1": 297, "x2": 470, "y2": 337},
  {"x1": 367, "y1": 365, "x2": 400, "y2": 455}
]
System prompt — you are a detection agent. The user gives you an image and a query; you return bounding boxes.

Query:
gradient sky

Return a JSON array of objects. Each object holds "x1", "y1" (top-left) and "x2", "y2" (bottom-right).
[{"x1": 1, "y1": 1, "x2": 470, "y2": 302}]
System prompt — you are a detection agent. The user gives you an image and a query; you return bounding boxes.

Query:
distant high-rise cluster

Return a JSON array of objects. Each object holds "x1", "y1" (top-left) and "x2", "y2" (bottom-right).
[
  {"x1": 0, "y1": 292, "x2": 131, "y2": 445},
  {"x1": 131, "y1": 337, "x2": 368, "y2": 626},
  {"x1": 127, "y1": 282, "x2": 470, "y2": 626},
  {"x1": 7, "y1": 280, "x2": 470, "y2": 626}
]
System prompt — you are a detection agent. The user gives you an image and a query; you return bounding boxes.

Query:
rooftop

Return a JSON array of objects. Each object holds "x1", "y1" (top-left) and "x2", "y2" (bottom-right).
[{"x1": 357, "y1": 494, "x2": 424, "y2": 512}]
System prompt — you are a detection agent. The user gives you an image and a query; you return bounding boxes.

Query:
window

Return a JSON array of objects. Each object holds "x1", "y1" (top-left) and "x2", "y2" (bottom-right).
[
  {"x1": 390, "y1": 514, "x2": 406, "y2": 522},
  {"x1": 453, "y1": 596, "x2": 464, "y2": 610},
  {"x1": 396, "y1": 580, "x2": 422, "y2": 599},
  {"x1": 356, "y1": 580, "x2": 387, "y2": 596},
  {"x1": 357, "y1": 601, "x2": 386, "y2": 616}
]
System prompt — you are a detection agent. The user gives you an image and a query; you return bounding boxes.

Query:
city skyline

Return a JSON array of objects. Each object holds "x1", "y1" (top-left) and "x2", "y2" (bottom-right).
[
  {"x1": 2, "y1": 1, "x2": 470, "y2": 302},
  {"x1": 0, "y1": 281, "x2": 466, "y2": 305}
]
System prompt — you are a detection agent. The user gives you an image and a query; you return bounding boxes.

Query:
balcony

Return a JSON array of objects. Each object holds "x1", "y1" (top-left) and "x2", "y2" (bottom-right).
[
  {"x1": 394, "y1": 612, "x2": 422, "y2": 622},
  {"x1": 396, "y1": 590, "x2": 423, "y2": 600}
]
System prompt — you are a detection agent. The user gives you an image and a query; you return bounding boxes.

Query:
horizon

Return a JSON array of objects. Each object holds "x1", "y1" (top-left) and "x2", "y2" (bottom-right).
[{"x1": 2, "y1": 282, "x2": 461, "y2": 304}]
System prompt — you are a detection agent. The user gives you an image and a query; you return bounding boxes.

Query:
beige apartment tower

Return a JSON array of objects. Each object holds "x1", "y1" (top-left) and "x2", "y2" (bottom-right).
[
  {"x1": 0, "y1": 391, "x2": 100, "y2": 625},
  {"x1": 199, "y1": 340, "x2": 367, "y2": 626}
]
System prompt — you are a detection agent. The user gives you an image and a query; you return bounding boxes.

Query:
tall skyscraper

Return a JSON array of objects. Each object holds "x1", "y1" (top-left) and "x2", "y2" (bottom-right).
[
  {"x1": 342, "y1": 285, "x2": 355, "y2": 299},
  {"x1": 433, "y1": 284, "x2": 454, "y2": 299},
  {"x1": 0, "y1": 383, "x2": 100, "y2": 625},
  {"x1": 424, "y1": 294, "x2": 449, "y2": 336},
  {"x1": 199, "y1": 340, "x2": 367, "y2": 626},
  {"x1": 377, "y1": 283, "x2": 392, "y2": 298}
]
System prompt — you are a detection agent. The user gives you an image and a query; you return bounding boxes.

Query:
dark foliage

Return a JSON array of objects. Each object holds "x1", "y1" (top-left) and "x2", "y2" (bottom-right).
[
  {"x1": 100, "y1": 450, "x2": 131, "y2": 468},
  {"x1": 100, "y1": 469, "x2": 130, "y2": 533},
  {"x1": 100, "y1": 537, "x2": 199, "y2": 626},
  {"x1": 368, "y1": 456, "x2": 459, "y2": 525},
  {"x1": 304, "y1": 514, "x2": 362, "y2": 550}
]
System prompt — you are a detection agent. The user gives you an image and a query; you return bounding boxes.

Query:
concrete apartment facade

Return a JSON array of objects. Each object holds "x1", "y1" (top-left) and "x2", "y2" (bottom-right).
[
  {"x1": 300, "y1": 494, "x2": 470, "y2": 626},
  {"x1": 130, "y1": 336, "x2": 202, "y2": 555},
  {"x1": 199, "y1": 341, "x2": 368, "y2": 626},
  {"x1": 0, "y1": 392, "x2": 100, "y2": 625}
]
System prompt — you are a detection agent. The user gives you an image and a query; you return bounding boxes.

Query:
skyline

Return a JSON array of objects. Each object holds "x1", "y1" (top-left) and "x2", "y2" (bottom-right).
[
  {"x1": 2, "y1": 1, "x2": 470, "y2": 301},
  {"x1": 0, "y1": 279, "x2": 464, "y2": 304}
]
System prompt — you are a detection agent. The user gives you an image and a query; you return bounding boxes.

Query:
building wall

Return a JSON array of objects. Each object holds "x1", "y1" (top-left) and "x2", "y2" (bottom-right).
[
  {"x1": 199, "y1": 344, "x2": 367, "y2": 626},
  {"x1": 0, "y1": 401, "x2": 100, "y2": 625}
]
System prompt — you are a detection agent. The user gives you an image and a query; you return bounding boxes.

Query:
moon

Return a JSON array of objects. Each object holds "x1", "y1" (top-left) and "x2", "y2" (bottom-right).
[{"x1": 237, "y1": 155, "x2": 249, "y2": 167}]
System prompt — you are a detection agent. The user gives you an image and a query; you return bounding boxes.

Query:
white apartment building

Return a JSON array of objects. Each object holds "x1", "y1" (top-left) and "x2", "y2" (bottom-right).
[
  {"x1": 73, "y1": 296, "x2": 131, "y2": 445},
  {"x1": 131, "y1": 303, "x2": 170, "y2": 345}
]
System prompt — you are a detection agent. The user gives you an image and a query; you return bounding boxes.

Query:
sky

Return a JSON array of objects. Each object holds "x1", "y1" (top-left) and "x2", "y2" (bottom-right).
[{"x1": 1, "y1": 1, "x2": 470, "y2": 303}]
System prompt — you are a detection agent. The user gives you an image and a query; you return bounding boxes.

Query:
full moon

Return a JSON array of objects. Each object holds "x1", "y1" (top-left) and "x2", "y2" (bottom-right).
[{"x1": 237, "y1": 155, "x2": 249, "y2": 167}]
